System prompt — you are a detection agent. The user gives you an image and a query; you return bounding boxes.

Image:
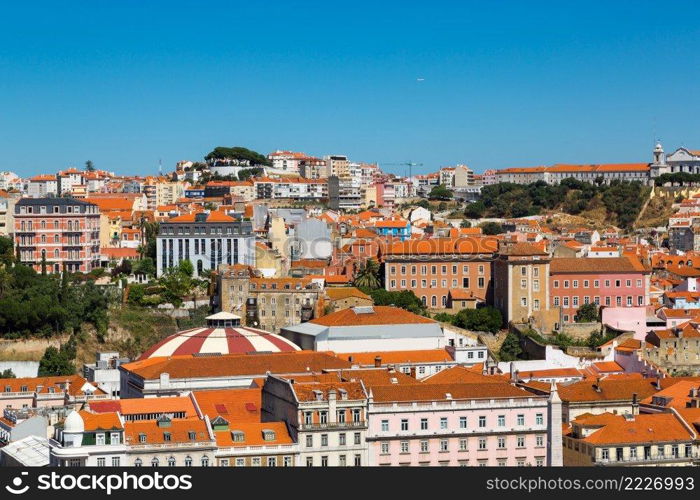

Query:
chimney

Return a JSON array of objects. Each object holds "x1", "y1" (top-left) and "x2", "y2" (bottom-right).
[
  {"x1": 348, "y1": 355, "x2": 353, "y2": 364},
  {"x1": 410, "y1": 367, "x2": 417, "y2": 379},
  {"x1": 593, "y1": 377, "x2": 602, "y2": 393},
  {"x1": 632, "y1": 392, "x2": 639, "y2": 415},
  {"x1": 374, "y1": 356, "x2": 382, "y2": 368},
  {"x1": 654, "y1": 378, "x2": 661, "y2": 390}
]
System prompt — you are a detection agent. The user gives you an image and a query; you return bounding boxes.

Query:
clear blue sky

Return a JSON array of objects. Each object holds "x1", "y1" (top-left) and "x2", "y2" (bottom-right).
[{"x1": 1, "y1": 0, "x2": 699, "y2": 177}]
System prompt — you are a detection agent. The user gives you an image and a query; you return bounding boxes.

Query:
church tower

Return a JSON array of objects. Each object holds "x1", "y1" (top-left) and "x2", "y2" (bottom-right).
[{"x1": 650, "y1": 141, "x2": 669, "y2": 178}]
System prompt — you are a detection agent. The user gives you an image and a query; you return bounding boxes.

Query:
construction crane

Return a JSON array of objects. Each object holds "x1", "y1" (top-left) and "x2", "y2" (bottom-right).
[{"x1": 381, "y1": 161, "x2": 424, "y2": 179}]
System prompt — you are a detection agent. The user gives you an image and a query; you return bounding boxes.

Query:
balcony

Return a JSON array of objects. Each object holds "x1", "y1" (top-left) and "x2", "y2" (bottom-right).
[
  {"x1": 596, "y1": 453, "x2": 700, "y2": 465},
  {"x1": 299, "y1": 421, "x2": 366, "y2": 431}
]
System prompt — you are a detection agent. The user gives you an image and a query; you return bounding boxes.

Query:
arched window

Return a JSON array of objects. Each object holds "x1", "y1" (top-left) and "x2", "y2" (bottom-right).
[
  {"x1": 196, "y1": 260, "x2": 203, "y2": 275},
  {"x1": 41, "y1": 249, "x2": 46, "y2": 259},
  {"x1": 54, "y1": 235, "x2": 59, "y2": 243},
  {"x1": 151, "y1": 457, "x2": 159, "y2": 467},
  {"x1": 41, "y1": 220, "x2": 46, "y2": 229},
  {"x1": 201, "y1": 456, "x2": 209, "y2": 467},
  {"x1": 134, "y1": 459, "x2": 142, "y2": 467},
  {"x1": 28, "y1": 221, "x2": 32, "y2": 230},
  {"x1": 54, "y1": 220, "x2": 59, "y2": 229},
  {"x1": 431, "y1": 296, "x2": 437, "y2": 307},
  {"x1": 54, "y1": 249, "x2": 59, "y2": 258},
  {"x1": 67, "y1": 221, "x2": 72, "y2": 231},
  {"x1": 167, "y1": 456, "x2": 176, "y2": 467},
  {"x1": 441, "y1": 295, "x2": 447, "y2": 307},
  {"x1": 184, "y1": 456, "x2": 192, "y2": 467},
  {"x1": 421, "y1": 296, "x2": 427, "y2": 306},
  {"x1": 41, "y1": 235, "x2": 46, "y2": 243}
]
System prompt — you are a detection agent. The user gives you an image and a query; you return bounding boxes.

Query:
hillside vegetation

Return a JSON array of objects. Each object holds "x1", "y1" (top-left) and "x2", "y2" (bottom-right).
[{"x1": 466, "y1": 179, "x2": 651, "y2": 229}]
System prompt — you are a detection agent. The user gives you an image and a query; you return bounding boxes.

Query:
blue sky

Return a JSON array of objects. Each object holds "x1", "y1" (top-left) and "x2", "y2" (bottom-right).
[{"x1": 1, "y1": 0, "x2": 699, "y2": 177}]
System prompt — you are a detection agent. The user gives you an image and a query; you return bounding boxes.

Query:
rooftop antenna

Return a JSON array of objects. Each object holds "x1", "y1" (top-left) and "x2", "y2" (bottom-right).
[{"x1": 158, "y1": 158, "x2": 163, "y2": 176}]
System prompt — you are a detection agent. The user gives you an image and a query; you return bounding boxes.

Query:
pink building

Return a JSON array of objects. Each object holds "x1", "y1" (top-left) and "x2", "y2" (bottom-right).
[
  {"x1": 367, "y1": 382, "x2": 558, "y2": 466},
  {"x1": 0, "y1": 374, "x2": 108, "y2": 410},
  {"x1": 549, "y1": 257, "x2": 650, "y2": 323}
]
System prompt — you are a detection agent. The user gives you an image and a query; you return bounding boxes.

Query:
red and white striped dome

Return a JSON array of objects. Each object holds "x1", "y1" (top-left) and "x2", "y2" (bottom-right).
[{"x1": 138, "y1": 312, "x2": 300, "y2": 360}]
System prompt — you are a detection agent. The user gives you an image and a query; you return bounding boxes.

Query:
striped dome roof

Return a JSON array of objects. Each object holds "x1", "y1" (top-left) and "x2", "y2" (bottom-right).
[{"x1": 138, "y1": 326, "x2": 301, "y2": 360}]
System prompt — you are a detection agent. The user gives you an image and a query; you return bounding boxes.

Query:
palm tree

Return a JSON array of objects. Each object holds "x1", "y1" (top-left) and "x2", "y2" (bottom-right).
[{"x1": 353, "y1": 258, "x2": 381, "y2": 289}]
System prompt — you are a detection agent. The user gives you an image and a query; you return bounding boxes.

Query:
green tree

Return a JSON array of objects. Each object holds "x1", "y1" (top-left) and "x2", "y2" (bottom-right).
[
  {"x1": 204, "y1": 146, "x2": 271, "y2": 166},
  {"x1": 361, "y1": 288, "x2": 427, "y2": 316},
  {"x1": 574, "y1": 303, "x2": 598, "y2": 323},
  {"x1": 85, "y1": 160, "x2": 95, "y2": 172},
  {"x1": 464, "y1": 200, "x2": 485, "y2": 219},
  {"x1": 479, "y1": 222, "x2": 505, "y2": 235},
  {"x1": 178, "y1": 260, "x2": 194, "y2": 278},
  {"x1": 460, "y1": 219, "x2": 471, "y2": 228},
  {"x1": 428, "y1": 184, "x2": 454, "y2": 201},
  {"x1": 499, "y1": 332, "x2": 522, "y2": 361},
  {"x1": 38, "y1": 345, "x2": 75, "y2": 376},
  {"x1": 453, "y1": 307, "x2": 503, "y2": 333},
  {"x1": 0, "y1": 236, "x2": 14, "y2": 265},
  {"x1": 0, "y1": 368, "x2": 15, "y2": 378},
  {"x1": 353, "y1": 258, "x2": 381, "y2": 289}
]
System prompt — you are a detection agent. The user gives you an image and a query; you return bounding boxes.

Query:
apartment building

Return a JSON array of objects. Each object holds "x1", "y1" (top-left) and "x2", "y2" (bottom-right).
[
  {"x1": 262, "y1": 376, "x2": 369, "y2": 467},
  {"x1": 216, "y1": 265, "x2": 322, "y2": 332},
  {"x1": 493, "y1": 242, "x2": 551, "y2": 325},
  {"x1": 27, "y1": 175, "x2": 58, "y2": 198},
  {"x1": 549, "y1": 256, "x2": 650, "y2": 323},
  {"x1": 366, "y1": 382, "x2": 556, "y2": 466},
  {"x1": 563, "y1": 412, "x2": 698, "y2": 466},
  {"x1": 49, "y1": 410, "x2": 127, "y2": 467},
  {"x1": 155, "y1": 211, "x2": 255, "y2": 277},
  {"x1": 14, "y1": 198, "x2": 101, "y2": 274},
  {"x1": 383, "y1": 237, "x2": 498, "y2": 309}
]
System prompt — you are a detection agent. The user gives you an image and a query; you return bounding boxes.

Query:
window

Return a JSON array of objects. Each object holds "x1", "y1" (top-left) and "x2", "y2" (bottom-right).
[
  {"x1": 381, "y1": 442, "x2": 389, "y2": 455},
  {"x1": 168, "y1": 457, "x2": 176, "y2": 467},
  {"x1": 267, "y1": 457, "x2": 277, "y2": 467},
  {"x1": 400, "y1": 441, "x2": 409, "y2": 453},
  {"x1": 517, "y1": 436, "x2": 525, "y2": 448},
  {"x1": 112, "y1": 457, "x2": 120, "y2": 467},
  {"x1": 401, "y1": 419, "x2": 409, "y2": 431},
  {"x1": 440, "y1": 439, "x2": 448, "y2": 452},
  {"x1": 354, "y1": 455, "x2": 361, "y2": 467},
  {"x1": 420, "y1": 418, "x2": 428, "y2": 430},
  {"x1": 354, "y1": 432, "x2": 361, "y2": 445},
  {"x1": 536, "y1": 435, "x2": 544, "y2": 447},
  {"x1": 440, "y1": 417, "x2": 448, "y2": 429},
  {"x1": 381, "y1": 420, "x2": 389, "y2": 432},
  {"x1": 459, "y1": 416, "x2": 467, "y2": 429},
  {"x1": 321, "y1": 434, "x2": 328, "y2": 447},
  {"x1": 151, "y1": 458, "x2": 159, "y2": 467},
  {"x1": 338, "y1": 455, "x2": 346, "y2": 467},
  {"x1": 134, "y1": 459, "x2": 142, "y2": 467},
  {"x1": 498, "y1": 437, "x2": 506, "y2": 449},
  {"x1": 459, "y1": 439, "x2": 467, "y2": 451},
  {"x1": 201, "y1": 456, "x2": 209, "y2": 467},
  {"x1": 306, "y1": 457, "x2": 313, "y2": 467},
  {"x1": 536, "y1": 413, "x2": 543, "y2": 425},
  {"x1": 110, "y1": 433, "x2": 120, "y2": 445},
  {"x1": 497, "y1": 415, "x2": 505, "y2": 427},
  {"x1": 478, "y1": 416, "x2": 486, "y2": 428},
  {"x1": 520, "y1": 297, "x2": 527, "y2": 307},
  {"x1": 517, "y1": 414, "x2": 525, "y2": 426},
  {"x1": 185, "y1": 456, "x2": 192, "y2": 466},
  {"x1": 553, "y1": 280, "x2": 559, "y2": 288},
  {"x1": 306, "y1": 435, "x2": 313, "y2": 447},
  {"x1": 478, "y1": 438, "x2": 487, "y2": 450},
  {"x1": 319, "y1": 411, "x2": 328, "y2": 424},
  {"x1": 97, "y1": 457, "x2": 106, "y2": 467},
  {"x1": 420, "y1": 440, "x2": 429, "y2": 453},
  {"x1": 96, "y1": 433, "x2": 105, "y2": 445}
]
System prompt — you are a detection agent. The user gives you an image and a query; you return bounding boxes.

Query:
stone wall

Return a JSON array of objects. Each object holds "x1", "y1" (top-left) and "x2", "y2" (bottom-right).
[{"x1": 560, "y1": 322, "x2": 601, "y2": 341}]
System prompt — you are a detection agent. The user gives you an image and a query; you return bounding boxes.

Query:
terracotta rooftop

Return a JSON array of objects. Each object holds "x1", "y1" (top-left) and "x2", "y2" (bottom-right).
[
  {"x1": 309, "y1": 306, "x2": 435, "y2": 327},
  {"x1": 550, "y1": 256, "x2": 648, "y2": 273}
]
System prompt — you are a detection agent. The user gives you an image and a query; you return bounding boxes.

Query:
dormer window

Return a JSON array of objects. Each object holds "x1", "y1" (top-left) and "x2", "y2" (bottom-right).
[
  {"x1": 139, "y1": 433, "x2": 147, "y2": 443},
  {"x1": 262, "y1": 430, "x2": 276, "y2": 441},
  {"x1": 20, "y1": 386, "x2": 28, "y2": 393},
  {"x1": 232, "y1": 431, "x2": 245, "y2": 442},
  {"x1": 4, "y1": 385, "x2": 11, "y2": 392},
  {"x1": 188, "y1": 431, "x2": 196, "y2": 441},
  {"x1": 163, "y1": 432, "x2": 171, "y2": 442}
]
